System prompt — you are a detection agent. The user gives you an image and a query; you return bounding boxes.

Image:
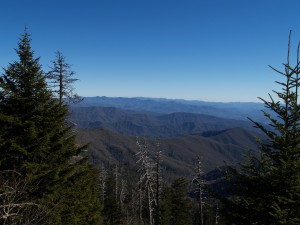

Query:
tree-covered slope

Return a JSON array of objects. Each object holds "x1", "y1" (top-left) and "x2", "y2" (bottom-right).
[
  {"x1": 70, "y1": 106, "x2": 255, "y2": 137},
  {"x1": 76, "y1": 127, "x2": 260, "y2": 177}
]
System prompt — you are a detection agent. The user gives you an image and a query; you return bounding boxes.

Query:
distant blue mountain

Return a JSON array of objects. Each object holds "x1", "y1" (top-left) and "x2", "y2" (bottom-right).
[
  {"x1": 70, "y1": 106, "x2": 255, "y2": 137},
  {"x1": 72, "y1": 97, "x2": 265, "y2": 174},
  {"x1": 72, "y1": 96, "x2": 266, "y2": 122}
]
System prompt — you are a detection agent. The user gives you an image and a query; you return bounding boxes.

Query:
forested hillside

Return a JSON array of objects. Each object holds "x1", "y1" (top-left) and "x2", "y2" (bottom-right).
[
  {"x1": 76, "y1": 127, "x2": 259, "y2": 175},
  {"x1": 69, "y1": 106, "x2": 255, "y2": 136}
]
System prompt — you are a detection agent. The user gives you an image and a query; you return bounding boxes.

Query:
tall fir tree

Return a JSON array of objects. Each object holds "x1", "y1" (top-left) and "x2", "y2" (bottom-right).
[
  {"x1": 161, "y1": 178, "x2": 192, "y2": 225},
  {"x1": 0, "y1": 30, "x2": 101, "y2": 224},
  {"x1": 221, "y1": 31, "x2": 300, "y2": 224}
]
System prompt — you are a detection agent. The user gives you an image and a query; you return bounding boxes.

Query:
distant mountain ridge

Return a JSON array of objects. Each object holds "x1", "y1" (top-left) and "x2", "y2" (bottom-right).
[
  {"x1": 71, "y1": 96, "x2": 264, "y2": 177},
  {"x1": 71, "y1": 96, "x2": 266, "y2": 122},
  {"x1": 70, "y1": 106, "x2": 255, "y2": 137}
]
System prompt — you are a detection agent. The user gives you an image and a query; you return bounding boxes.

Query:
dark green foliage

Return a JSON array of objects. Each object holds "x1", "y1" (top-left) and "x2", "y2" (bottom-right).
[
  {"x1": 0, "y1": 170, "x2": 48, "y2": 224},
  {"x1": 0, "y1": 31, "x2": 55, "y2": 171},
  {"x1": 221, "y1": 32, "x2": 300, "y2": 224},
  {"x1": 161, "y1": 178, "x2": 193, "y2": 225},
  {"x1": 0, "y1": 30, "x2": 101, "y2": 224},
  {"x1": 53, "y1": 162, "x2": 101, "y2": 225},
  {"x1": 102, "y1": 170, "x2": 121, "y2": 225}
]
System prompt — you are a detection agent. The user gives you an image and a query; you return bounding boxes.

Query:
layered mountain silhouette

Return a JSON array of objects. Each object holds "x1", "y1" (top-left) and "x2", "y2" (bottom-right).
[
  {"x1": 70, "y1": 106, "x2": 256, "y2": 137},
  {"x1": 71, "y1": 96, "x2": 266, "y2": 122},
  {"x1": 71, "y1": 96, "x2": 265, "y2": 178}
]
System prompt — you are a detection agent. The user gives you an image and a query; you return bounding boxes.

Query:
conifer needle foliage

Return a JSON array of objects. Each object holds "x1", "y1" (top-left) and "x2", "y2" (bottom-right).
[
  {"x1": 0, "y1": 30, "x2": 101, "y2": 225},
  {"x1": 222, "y1": 31, "x2": 300, "y2": 224}
]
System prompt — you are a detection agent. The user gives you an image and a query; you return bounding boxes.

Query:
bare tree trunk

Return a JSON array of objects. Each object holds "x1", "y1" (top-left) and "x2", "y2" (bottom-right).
[
  {"x1": 147, "y1": 182, "x2": 154, "y2": 225},
  {"x1": 137, "y1": 143, "x2": 162, "y2": 225},
  {"x1": 47, "y1": 50, "x2": 82, "y2": 104},
  {"x1": 199, "y1": 182, "x2": 204, "y2": 225},
  {"x1": 139, "y1": 176, "x2": 143, "y2": 225},
  {"x1": 99, "y1": 166, "x2": 107, "y2": 207},
  {"x1": 115, "y1": 165, "x2": 118, "y2": 204},
  {"x1": 154, "y1": 144, "x2": 162, "y2": 225},
  {"x1": 137, "y1": 139, "x2": 152, "y2": 225},
  {"x1": 58, "y1": 51, "x2": 63, "y2": 103},
  {"x1": 193, "y1": 155, "x2": 206, "y2": 225},
  {"x1": 0, "y1": 170, "x2": 48, "y2": 225},
  {"x1": 120, "y1": 179, "x2": 127, "y2": 222},
  {"x1": 215, "y1": 201, "x2": 219, "y2": 225}
]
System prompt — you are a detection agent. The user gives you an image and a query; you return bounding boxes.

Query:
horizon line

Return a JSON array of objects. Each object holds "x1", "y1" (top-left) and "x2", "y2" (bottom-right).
[{"x1": 79, "y1": 95, "x2": 263, "y2": 104}]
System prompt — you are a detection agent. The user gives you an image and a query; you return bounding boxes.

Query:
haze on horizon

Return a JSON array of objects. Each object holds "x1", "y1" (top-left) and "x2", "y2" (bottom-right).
[{"x1": 1, "y1": 0, "x2": 300, "y2": 102}]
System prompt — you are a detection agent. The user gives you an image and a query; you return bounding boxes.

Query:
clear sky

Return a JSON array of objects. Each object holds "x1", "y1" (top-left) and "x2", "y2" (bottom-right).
[{"x1": 1, "y1": 0, "x2": 300, "y2": 102}]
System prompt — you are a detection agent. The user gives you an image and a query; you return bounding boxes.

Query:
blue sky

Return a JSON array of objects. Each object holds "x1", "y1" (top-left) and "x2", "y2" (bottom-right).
[{"x1": 1, "y1": 0, "x2": 300, "y2": 102}]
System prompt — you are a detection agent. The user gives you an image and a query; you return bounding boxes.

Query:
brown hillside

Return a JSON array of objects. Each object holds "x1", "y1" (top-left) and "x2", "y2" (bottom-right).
[{"x1": 76, "y1": 127, "x2": 260, "y2": 179}]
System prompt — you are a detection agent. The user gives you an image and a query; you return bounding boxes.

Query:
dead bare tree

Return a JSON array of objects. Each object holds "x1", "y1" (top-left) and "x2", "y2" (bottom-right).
[
  {"x1": 99, "y1": 166, "x2": 108, "y2": 207},
  {"x1": 115, "y1": 165, "x2": 130, "y2": 224},
  {"x1": 215, "y1": 201, "x2": 219, "y2": 225},
  {"x1": 47, "y1": 51, "x2": 82, "y2": 103},
  {"x1": 154, "y1": 143, "x2": 162, "y2": 225},
  {"x1": 136, "y1": 138, "x2": 156, "y2": 225},
  {"x1": 119, "y1": 179, "x2": 127, "y2": 221},
  {"x1": 115, "y1": 165, "x2": 119, "y2": 204},
  {"x1": 192, "y1": 155, "x2": 206, "y2": 225},
  {"x1": 138, "y1": 175, "x2": 143, "y2": 225},
  {"x1": 0, "y1": 170, "x2": 48, "y2": 225},
  {"x1": 136, "y1": 139, "x2": 163, "y2": 225}
]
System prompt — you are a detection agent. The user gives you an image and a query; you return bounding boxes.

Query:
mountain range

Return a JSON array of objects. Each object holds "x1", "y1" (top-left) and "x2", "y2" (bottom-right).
[
  {"x1": 71, "y1": 96, "x2": 266, "y2": 122},
  {"x1": 70, "y1": 106, "x2": 256, "y2": 137},
  {"x1": 71, "y1": 97, "x2": 265, "y2": 177}
]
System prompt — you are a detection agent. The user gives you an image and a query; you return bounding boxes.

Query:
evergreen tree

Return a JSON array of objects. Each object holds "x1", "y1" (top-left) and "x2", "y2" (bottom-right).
[
  {"x1": 54, "y1": 162, "x2": 101, "y2": 225},
  {"x1": 102, "y1": 170, "x2": 121, "y2": 225},
  {"x1": 0, "y1": 30, "x2": 101, "y2": 224},
  {"x1": 161, "y1": 178, "x2": 192, "y2": 225},
  {"x1": 0, "y1": 30, "x2": 55, "y2": 172},
  {"x1": 221, "y1": 31, "x2": 300, "y2": 224}
]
